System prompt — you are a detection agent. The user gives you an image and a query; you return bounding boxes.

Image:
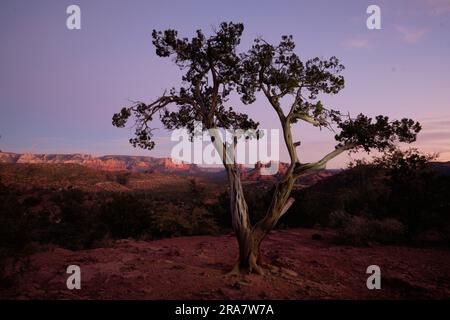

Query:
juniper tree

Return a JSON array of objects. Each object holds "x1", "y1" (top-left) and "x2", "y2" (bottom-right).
[{"x1": 113, "y1": 22, "x2": 421, "y2": 274}]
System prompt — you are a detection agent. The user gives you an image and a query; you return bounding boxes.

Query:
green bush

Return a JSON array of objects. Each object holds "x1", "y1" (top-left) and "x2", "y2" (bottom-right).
[
  {"x1": 278, "y1": 149, "x2": 450, "y2": 245},
  {"x1": 101, "y1": 195, "x2": 221, "y2": 240},
  {"x1": 152, "y1": 203, "x2": 193, "y2": 237},
  {"x1": 330, "y1": 211, "x2": 406, "y2": 245},
  {"x1": 0, "y1": 182, "x2": 29, "y2": 286},
  {"x1": 100, "y1": 193, "x2": 154, "y2": 239},
  {"x1": 191, "y1": 207, "x2": 220, "y2": 235}
]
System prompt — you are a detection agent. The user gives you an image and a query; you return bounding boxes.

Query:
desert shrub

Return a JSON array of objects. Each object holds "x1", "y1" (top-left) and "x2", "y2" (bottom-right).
[
  {"x1": 371, "y1": 218, "x2": 406, "y2": 243},
  {"x1": 329, "y1": 210, "x2": 351, "y2": 229},
  {"x1": 38, "y1": 189, "x2": 101, "y2": 250},
  {"x1": 330, "y1": 211, "x2": 406, "y2": 245},
  {"x1": 152, "y1": 203, "x2": 193, "y2": 237},
  {"x1": 0, "y1": 193, "x2": 29, "y2": 249},
  {"x1": 49, "y1": 187, "x2": 84, "y2": 204},
  {"x1": 0, "y1": 182, "x2": 29, "y2": 286},
  {"x1": 0, "y1": 176, "x2": 223, "y2": 264},
  {"x1": 190, "y1": 207, "x2": 220, "y2": 235},
  {"x1": 279, "y1": 164, "x2": 388, "y2": 228},
  {"x1": 100, "y1": 193, "x2": 154, "y2": 239},
  {"x1": 209, "y1": 191, "x2": 231, "y2": 229},
  {"x1": 281, "y1": 189, "x2": 343, "y2": 228},
  {"x1": 188, "y1": 179, "x2": 205, "y2": 203},
  {"x1": 51, "y1": 205, "x2": 98, "y2": 249},
  {"x1": 376, "y1": 149, "x2": 450, "y2": 240},
  {"x1": 279, "y1": 149, "x2": 450, "y2": 245},
  {"x1": 138, "y1": 203, "x2": 222, "y2": 238}
]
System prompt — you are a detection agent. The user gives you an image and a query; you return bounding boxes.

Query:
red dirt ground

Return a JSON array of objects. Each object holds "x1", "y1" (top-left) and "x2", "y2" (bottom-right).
[{"x1": 2, "y1": 229, "x2": 449, "y2": 299}]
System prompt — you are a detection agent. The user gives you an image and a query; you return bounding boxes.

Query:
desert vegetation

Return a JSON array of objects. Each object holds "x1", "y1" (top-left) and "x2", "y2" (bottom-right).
[
  {"x1": 1, "y1": 148, "x2": 449, "y2": 290},
  {"x1": 281, "y1": 149, "x2": 450, "y2": 245}
]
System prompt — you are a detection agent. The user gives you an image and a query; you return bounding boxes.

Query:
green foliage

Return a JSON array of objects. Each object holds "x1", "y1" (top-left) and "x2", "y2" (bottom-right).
[
  {"x1": 240, "y1": 37, "x2": 345, "y2": 104},
  {"x1": 330, "y1": 211, "x2": 406, "y2": 245},
  {"x1": 334, "y1": 115, "x2": 422, "y2": 152},
  {"x1": 113, "y1": 22, "x2": 259, "y2": 150},
  {"x1": 100, "y1": 193, "x2": 154, "y2": 239},
  {"x1": 151, "y1": 205, "x2": 220, "y2": 237},
  {"x1": 0, "y1": 185, "x2": 29, "y2": 250},
  {"x1": 188, "y1": 178, "x2": 206, "y2": 205},
  {"x1": 375, "y1": 149, "x2": 448, "y2": 238},
  {"x1": 151, "y1": 203, "x2": 192, "y2": 237},
  {"x1": 209, "y1": 191, "x2": 231, "y2": 229},
  {"x1": 281, "y1": 149, "x2": 450, "y2": 245},
  {"x1": 0, "y1": 180, "x2": 222, "y2": 263},
  {"x1": 27, "y1": 189, "x2": 102, "y2": 250},
  {"x1": 191, "y1": 207, "x2": 220, "y2": 235},
  {"x1": 0, "y1": 181, "x2": 29, "y2": 286}
]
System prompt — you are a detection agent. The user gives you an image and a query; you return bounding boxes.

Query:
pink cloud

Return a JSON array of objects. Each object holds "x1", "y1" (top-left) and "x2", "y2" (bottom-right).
[
  {"x1": 412, "y1": 116, "x2": 450, "y2": 162},
  {"x1": 395, "y1": 25, "x2": 429, "y2": 43},
  {"x1": 343, "y1": 37, "x2": 370, "y2": 49}
]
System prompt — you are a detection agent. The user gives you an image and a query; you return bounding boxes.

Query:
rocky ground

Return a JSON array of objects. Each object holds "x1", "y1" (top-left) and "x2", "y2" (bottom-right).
[{"x1": 1, "y1": 229, "x2": 449, "y2": 299}]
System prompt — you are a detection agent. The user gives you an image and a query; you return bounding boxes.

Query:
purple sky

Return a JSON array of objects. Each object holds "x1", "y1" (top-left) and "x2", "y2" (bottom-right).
[{"x1": 1, "y1": 0, "x2": 449, "y2": 168}]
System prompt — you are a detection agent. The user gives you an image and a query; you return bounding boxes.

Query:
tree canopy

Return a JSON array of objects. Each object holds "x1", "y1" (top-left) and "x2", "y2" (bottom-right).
[
  {"x1": 113, "y1": 22, "x2": 421, "y2": 168},
  {"x1": 112, "y1": 21, "x2": 422, "y2": 274}
]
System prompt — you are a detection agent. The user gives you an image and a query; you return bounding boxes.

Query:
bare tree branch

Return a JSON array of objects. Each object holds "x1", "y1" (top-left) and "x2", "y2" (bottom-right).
[{"x1": 295, "y1": 143, "x2": 355, "y2": 174}]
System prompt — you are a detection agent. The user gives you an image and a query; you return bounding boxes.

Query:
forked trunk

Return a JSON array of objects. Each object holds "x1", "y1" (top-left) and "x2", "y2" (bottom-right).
[
  {"x1": 227, "y1": 167, "x2": 264, "y2": 274},
  {"x1": 233, "y1": 229, "x2": 264, "y2": 274},
  {"x1": 227, "y1": 166, "x2": 296, "y2": 275},
  {"x1": 209, "y1": 128, "x2": 294, "y2": 275}
]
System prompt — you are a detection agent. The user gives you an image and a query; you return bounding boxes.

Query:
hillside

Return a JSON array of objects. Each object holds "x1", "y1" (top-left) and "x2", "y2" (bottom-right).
[
  {"x1": 1, "y1": 228, "x2": 449, "y2": 299},
  {"x1": 0, "y1": 151, "x2": 335, "y2": 184},
  {"x1": 0, "y1": 163, "x2": 213, "y2": 193}
]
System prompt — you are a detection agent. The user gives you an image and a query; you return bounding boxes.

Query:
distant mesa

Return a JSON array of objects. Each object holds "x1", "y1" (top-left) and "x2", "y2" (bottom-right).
[
  {"x1": 0, "y1": 151, "x2": 202, "y2": 174},
  {"x1": 0, "y1": 151, "x2": 337, "y2": 182}
]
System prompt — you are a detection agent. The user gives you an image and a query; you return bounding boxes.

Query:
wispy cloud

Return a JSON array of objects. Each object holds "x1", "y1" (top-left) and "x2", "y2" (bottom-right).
[
  {"x1": 342, "y1": 36, "x2": 370, "y2": 49},
  {"x1": 396, "y1": 25, "x2": 429, "y2": 43},
  {"x1": 422, "y1": 0, "x2": 450, "y2": 15},
  {"x1": 412, "y1": 116, "x2": 450, "y2": 161}
]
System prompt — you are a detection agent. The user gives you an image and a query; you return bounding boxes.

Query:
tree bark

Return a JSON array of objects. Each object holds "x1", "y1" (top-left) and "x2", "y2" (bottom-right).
[
  {"x1": 226, "y1": 166, "x2": 265, "y2": 274},
  {"x1": 207, "y1": 125, "x2": 296, "y2": 275},
  {"x1": 226, "y1": 166, "x2": 298, "y2": 275}
]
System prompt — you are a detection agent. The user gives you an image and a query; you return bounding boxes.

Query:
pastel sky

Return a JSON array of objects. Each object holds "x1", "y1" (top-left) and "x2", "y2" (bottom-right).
[{"x1": 0, "y1": 0, "x2": 449, "y2": 168}]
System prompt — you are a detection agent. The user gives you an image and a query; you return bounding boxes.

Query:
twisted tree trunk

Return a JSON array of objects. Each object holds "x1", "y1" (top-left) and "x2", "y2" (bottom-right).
[
  {"x1": 226, "y1": 167, "x2": 264, "y2": 274},
  {"x1": 208, "y1": 125, "x2": 297, "y2": 275},
  {"x1": 227, "y1": 166, "x2": 296, "y2": 275}
]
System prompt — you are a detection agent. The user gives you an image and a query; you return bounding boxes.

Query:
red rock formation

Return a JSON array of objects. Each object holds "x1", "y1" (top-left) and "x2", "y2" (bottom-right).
[
  {"x1": 0, "y1": 152, "x2": 199, "y2": 174},
  {"x1": 0, "y1": 151, "x2": 334, "y2": 184}
]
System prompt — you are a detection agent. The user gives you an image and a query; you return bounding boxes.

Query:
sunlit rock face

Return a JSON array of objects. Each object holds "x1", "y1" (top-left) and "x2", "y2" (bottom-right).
[
  {"x1": 0, "y1": 151, "x2": 335, "y2": 183},
  {"x1": 0, "y1": 152, "x2": 21, "y2": 163},
  {"x1": 0, "y1": 151, "x2": 199, "y2": 174}
]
